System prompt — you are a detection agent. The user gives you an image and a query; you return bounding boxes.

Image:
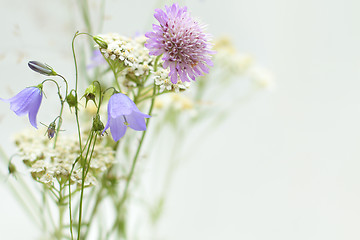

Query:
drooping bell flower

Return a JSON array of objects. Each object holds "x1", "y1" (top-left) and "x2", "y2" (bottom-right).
[
  {"x1": 1, "y1": 85, "x2": 43, "y2": 128},
  {"x1": 145, "y1": 3, "x2": 214, "y2": 83},
  {"x1": 103, "y1": 93, "x2": 150, "y2": 141}
]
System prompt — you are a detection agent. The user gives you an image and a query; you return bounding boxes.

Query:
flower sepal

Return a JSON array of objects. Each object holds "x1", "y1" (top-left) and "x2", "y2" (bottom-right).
[
  {"x1": 82, "y1": 83, "x2": 97, "y2": 107},
  {"x1": 93, "y1": 36, "x2": 108, "y2": 49},
  {"x1": 92, "y1": 114, "x2": 105, "y2": 134},
  {"x1": 66, "y1": 90, "x2": 77, "y2": 110}
]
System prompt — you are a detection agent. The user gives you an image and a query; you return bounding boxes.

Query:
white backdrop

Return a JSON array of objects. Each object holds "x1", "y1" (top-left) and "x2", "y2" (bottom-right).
[{"x1": 0, "y1": 0, "x2": 360, "y2": 239}]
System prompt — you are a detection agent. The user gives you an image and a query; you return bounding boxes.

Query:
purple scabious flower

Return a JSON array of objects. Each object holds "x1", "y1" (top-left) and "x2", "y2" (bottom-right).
[
  {"x1": 1, "y1": 86, "x2": 43, "y2": 128},
  {"x1": 145, "y1": 3, "x2": 214, "y2": 84},
  {"x1": 103, "y1": 93, "x2": 151, "y2": 141}
]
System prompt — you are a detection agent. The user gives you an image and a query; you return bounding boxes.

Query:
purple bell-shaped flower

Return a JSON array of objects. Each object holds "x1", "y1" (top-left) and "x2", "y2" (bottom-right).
[
  {"x1": 103, "y1": 93, "x2": 151, "y2": 141},
  {"x1": 1, "y1": 85, "x2": 43, "y2": 128}
]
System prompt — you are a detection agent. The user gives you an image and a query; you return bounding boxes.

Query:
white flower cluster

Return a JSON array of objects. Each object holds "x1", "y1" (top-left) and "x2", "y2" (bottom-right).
[
  {"x1": 14, "y1": 129, "x2": 115, "y2": 187},
  {"x1": 97, "y1": 33, "x2": 153, "y2": 79},
  {"x1": 153, "y1": 68, "x2": 190, "y2": 93}
]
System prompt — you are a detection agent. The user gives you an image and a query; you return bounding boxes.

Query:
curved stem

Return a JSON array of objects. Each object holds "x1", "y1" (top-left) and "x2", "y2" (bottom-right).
[
  {"x1": 41, "y1": 78, "x2": 66, "y2": 148},
  {"x1": 56, "y1": 74, "x2": 69, "y2": 99},
  {"x1": 92, "y1": 80, "x2": 103, "y2": 114},
  {"x1": 72, "y1": 31, "x2": 83, "y2": 152}
]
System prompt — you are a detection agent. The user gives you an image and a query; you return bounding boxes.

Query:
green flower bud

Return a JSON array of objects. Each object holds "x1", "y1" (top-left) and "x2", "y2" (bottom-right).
[
  {"x1": 28, "y1": 61, "x2": 57, "y2": 76},
  {"x1": 93, "y1": 36, "x2": 108, "y2": 49},
  {"x1": 83, "y1": 83, "x2": 97, "y2": 107},
  {"x1": 92, "y1": 114, "x2": 104, "y2": 133},
  {"x1": 66, "y1": 91, "x2": 77, "y2": 108},
  {"x1": 8, "y1": 162, "x2": 16, "y2": 175}
]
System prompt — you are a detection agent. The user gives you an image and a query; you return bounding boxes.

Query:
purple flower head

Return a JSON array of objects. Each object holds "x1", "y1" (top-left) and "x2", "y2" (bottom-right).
[
  {"x1": 103, "y1": 93, "x2": 151, "y2": 141},
  {"x1": 1, "y1": 85, "x2": 43, "y2": 128},
  {"x1": 145, "y1": 3, "x2": 214, "y2": 84}
]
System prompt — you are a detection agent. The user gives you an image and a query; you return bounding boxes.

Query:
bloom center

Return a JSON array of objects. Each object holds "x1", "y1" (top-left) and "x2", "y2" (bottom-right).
[{"x1": 161, "y1": 19, "x2": 205, "y2": 66}]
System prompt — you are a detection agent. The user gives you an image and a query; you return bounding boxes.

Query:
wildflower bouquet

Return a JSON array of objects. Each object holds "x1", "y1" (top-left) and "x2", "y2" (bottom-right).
[{"x1": 0, "y1": 2, "x2": 271, "y2": 240}]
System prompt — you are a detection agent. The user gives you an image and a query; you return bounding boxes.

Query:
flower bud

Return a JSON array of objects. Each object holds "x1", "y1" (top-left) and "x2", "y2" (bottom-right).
[
  {"x1": 93, "y1": 36, "x2": 108, "y2": 49},
  {"x1": 92, "y1": 114, "x2": 104, "y2": 133},
  {"x1": 46, "y1": 122, "x2": 56, "y2": 139},
  {"x1": 28, "y1": 61, "x2": 57, "y2": 76},
  {"x1": 66, "y1": 91, "x2": 77, "y2": 108},
  {"x1": 83, "y1": 83, "x2": 97, "y2": 107},
  {"x1": 8, "y1": 162, "x2": 16, "y2": 175}
]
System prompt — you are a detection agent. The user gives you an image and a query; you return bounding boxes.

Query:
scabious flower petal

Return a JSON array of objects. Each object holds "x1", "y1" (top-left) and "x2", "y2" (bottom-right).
[
  {"x1": 1, "y1": 87, "x2": 43, "y2": 128},
  {"x1": 145, "y1": 3, "x2": 214, "y2": 84}
]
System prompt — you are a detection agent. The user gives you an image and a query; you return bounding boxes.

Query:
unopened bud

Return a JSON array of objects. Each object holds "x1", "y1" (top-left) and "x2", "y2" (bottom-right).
[
  {"x1": 66, "y1": 91, "x2": 77, "y2": 108},
  {"x1": 92, "y1": 114, "x2": 104, "y2": 133},
  {"x1": 28, "y1": 61, "x2": 57, "y2": 76},
  {"x1": 46, "y1": 122, "x2": 56, "y2": 139},
  {"x1": 8, "y1": 162, "x2": 16, "y2": 175},
  {"x1": 93, "y1": 36, "x2": 108, "y2": 49},
  {"x1": 83, "y1": 83, "x2": 97, "y2": 107}
]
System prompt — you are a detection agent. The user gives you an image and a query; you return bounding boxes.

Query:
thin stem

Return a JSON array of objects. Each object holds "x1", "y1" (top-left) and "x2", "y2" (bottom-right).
[
  {"x1": 98, "y1": 0, "x2": 106, "y2": 33},
  {"x1": 137, "y1": 91, "x2": 164, "y2": 103},
  {"x1": 44, "y1": 188, "x2": 56, "y2": 230},
  {"x1": 109, "y1": 60, "x2": 121, "y2": 91},
  {"x1": 40, "y1": 78, "x2": 66, "y2": 147},
  {"x1": 7, "y1": 178, "x2": 43, "y2": 228},
  {"x1": 53, "y1": 102, "x2": 64, "y2": 148},
  {"x1": 55, "y1": 183, "x2": 66, "y2": 239},
  {"x1": 77, "y1": 131, "x2": 96, "y2": 240},
  {"x1": 82, "y1": 187, "x2": 104, "y2": 239},
  {"x1": 92, "y1": 80, "x2": 103, "y2": 114},
  {"x1": 0, "y1": 148, "x2": 42, "y2": 221},
  {"x1": 72, "y1": 31, "x2": 83, "y2": 152},
  {"x1": 108, "y1": 81, "x2": 157, "y2": 237},
  {"x1": 69, "y1": 31, "x2": 83, "y2": 240},
  {"x1": 56, "y1": 74, "x2": 69, "y2": 99},
  {"x1": 80, "y1": 0, "x2": 92, "y2": 34}
]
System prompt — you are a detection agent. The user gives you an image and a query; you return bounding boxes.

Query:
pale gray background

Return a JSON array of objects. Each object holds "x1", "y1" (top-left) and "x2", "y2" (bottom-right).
[{"x1": 0, "y1": 0, "x2": 360, "y2": 239}]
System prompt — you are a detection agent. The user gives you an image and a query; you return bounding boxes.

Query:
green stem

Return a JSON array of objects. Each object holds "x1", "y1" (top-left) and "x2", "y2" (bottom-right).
[
  {"x1": 55, "y1": 183, "x2": 66, "y2": 239},
  {"x1": 7, "y1": 178, "x2": 42, "y2": 228},
  {"x1": 109, "y1": 60, "x2": 121, "y2": 91},
  {"x1": 72, "y1": 32, "x2": 83, "y2": 152},
  {"x1": 53, "y1": 102, "x2": 64, "y2": 148},
  {"x1": 80, "y1": 0, "x2": 92, "y2": 34},
  {"x1": 82, "y1": 187, "x2": 104, "y2": 239},
  {"x1": 0, "y1": 148, "x2": 43, "y2": 225},
  {"x1": 77, "y1": 131, "x2": 97, "y2": 240},
  {"x1": 108, "y1": 81, "x2": 157, "y2": 237},
  {"x1": 70, "y1": 31, "x2": 83, "y2": 240}
]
